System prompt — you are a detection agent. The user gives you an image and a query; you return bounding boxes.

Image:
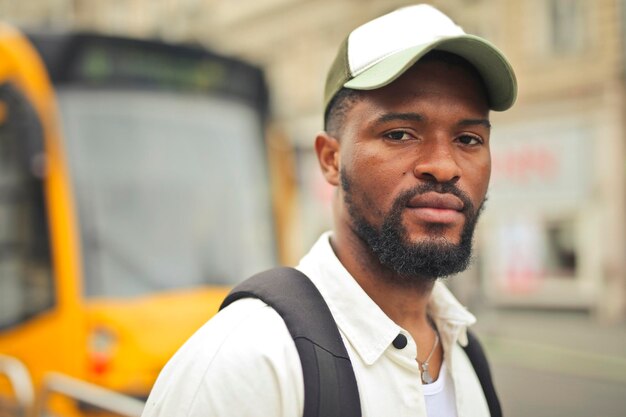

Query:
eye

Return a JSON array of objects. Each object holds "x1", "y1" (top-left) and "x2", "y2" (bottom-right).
[
  {"x1": 384, "y1": 130, "x2": 413, "y2": 141},
  {"x1": 457, "y1": 134, "x2": 483, "y2": 146}
]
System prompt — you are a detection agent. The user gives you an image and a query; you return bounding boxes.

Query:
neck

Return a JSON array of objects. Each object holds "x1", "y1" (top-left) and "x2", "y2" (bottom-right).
[{"x1": 329, "y1": 226, "x2": 435, "y2": 330}]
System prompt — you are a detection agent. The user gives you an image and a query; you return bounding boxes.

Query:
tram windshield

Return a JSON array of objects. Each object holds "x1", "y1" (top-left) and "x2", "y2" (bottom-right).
[{"x1": 57, "y1": 88, "x2": 275, "y2": 298}]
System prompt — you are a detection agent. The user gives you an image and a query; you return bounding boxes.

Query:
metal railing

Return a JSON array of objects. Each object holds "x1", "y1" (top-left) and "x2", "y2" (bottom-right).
[
  {"x1": 0, "y1": 354, "x2": 144, "y2": 417},
  {"x1": 0, "y1": 354, "x2": 35, "y2": 417},
  {"x1": 39, "y1": 373, "x2": 145, "y2": 417}
]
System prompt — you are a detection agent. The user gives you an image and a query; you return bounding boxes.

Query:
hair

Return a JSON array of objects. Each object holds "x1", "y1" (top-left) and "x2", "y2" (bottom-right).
[
  {"x1": 340, "y1": 166, "x2": 485, "y2": 281},
  {"x1": 323, "y1": 50, "x2": 488, "y2": 138},
  {"x1": 323, "y1": 87, "x2": 362, "y2": 137}
]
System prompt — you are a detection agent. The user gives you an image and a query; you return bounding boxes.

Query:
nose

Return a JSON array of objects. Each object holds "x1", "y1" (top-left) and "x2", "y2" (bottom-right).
[{"x1": 412, "y1": 139, "x2": 461, "y2": 184}]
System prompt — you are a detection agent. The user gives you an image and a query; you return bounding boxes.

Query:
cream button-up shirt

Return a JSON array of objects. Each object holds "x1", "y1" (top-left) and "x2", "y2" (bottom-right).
[{"x1": 143, "y1": 232, "x2": 491, "y2": 417}]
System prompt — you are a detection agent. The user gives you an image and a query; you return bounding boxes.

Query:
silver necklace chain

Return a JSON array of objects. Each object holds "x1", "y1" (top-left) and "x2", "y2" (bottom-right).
[{"x1": 417, "y1": 332, "x2": 439, "y2": 384}]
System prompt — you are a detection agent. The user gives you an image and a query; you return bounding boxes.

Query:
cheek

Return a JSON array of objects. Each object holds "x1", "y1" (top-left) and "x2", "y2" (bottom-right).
[
  {"x1": 343, "y1": 147, "x2": 407, "y2": 216},
  {"x1": 464, "y1": 156, "x2": 491, "y2": 202},
  {"x1": 356, "y1": 145, "x2": 409, "y2": 186}
]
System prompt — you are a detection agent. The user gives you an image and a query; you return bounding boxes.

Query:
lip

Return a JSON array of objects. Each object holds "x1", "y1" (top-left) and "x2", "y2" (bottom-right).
[
  {"x1": 406, "y1": 192, "x2": 465, "y2": 224},
  {"x1": 407, "y1": 192, "x2": 464, "y2": 211}
]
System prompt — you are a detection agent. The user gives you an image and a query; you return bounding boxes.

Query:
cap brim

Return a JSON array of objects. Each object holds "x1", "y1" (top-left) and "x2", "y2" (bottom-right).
[{"x1": 343, "y1": 35, "x2": 517, "y2": 111}]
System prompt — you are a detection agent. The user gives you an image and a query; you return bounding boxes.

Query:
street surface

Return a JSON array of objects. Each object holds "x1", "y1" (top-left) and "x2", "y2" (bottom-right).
[{"x1": 474, "y1": 310, "x2": 626, "y2": 417}]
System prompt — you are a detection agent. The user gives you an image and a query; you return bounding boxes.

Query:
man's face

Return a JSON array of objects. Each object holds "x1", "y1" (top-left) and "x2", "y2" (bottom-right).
[{"x1": 335, "y1": 58, "x2": 491, "y2": 281}]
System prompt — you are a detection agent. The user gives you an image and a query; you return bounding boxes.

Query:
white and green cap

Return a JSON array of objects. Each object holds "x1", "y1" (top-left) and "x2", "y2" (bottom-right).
[{"x1": 325, "y1": 4, "x2": 517, "y2": 112}]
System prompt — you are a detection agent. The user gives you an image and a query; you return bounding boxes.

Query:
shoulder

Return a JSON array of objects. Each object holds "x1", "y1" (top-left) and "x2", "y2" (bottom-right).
[{"x1": 143, "y1": 298, "x2": 304, "y2": 417}]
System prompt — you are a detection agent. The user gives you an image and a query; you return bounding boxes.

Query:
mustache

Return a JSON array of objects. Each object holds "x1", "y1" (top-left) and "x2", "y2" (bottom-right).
[{"x1": 393, "y1": 181, "x2": 476, "y2": 216}]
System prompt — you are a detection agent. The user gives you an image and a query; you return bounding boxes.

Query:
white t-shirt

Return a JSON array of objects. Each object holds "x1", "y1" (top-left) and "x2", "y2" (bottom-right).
[
  {"x1": 143, "y1": 232, "x2": 490, "y2": 417},
  {"x1": 423, "y1": 360, "x2": 458, "y2": 417}
]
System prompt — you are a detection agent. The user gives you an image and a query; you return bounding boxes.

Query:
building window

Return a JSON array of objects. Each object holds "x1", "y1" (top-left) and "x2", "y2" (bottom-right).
[
  {"x1": 548, "y1": 0, "x2": 586, "y2": 55},
  {"x1": 544, "y1": 218, "x2": 577, "y2": 279}
]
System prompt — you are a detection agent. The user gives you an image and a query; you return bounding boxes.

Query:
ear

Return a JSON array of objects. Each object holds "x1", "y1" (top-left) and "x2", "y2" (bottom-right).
[{"x1": 314, "y1": 131, "x2": 340, "y2": 186}]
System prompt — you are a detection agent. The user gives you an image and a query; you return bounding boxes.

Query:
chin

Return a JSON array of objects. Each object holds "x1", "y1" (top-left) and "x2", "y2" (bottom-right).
[{"x1": 406, "y1": 225, "x2": 464, "y2": 245}]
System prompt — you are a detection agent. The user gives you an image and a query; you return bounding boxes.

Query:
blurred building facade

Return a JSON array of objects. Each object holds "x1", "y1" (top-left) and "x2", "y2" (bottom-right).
[{"x1": 2, "y1": 0, "x2": 625, "y2": 321}]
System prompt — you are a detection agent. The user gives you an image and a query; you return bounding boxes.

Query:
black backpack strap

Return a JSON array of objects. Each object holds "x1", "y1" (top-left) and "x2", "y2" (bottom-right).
[
  {"x1": 220, "y1": 267, "x2": 361, "y2": 417},
  {"x1": 462, "y1": 330, "x2": 502, "y2": 417}
]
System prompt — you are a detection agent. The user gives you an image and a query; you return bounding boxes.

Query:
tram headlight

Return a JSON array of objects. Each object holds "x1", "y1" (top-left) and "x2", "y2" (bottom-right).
[{"x1": 88, "y1": 326, "x2": 117, "y2": 375}]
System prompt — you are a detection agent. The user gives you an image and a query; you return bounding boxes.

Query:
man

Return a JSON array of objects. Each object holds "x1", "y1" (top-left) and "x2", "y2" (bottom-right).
[{"x1": 142, "y1": 4, "x2": 516, "y2": 417}]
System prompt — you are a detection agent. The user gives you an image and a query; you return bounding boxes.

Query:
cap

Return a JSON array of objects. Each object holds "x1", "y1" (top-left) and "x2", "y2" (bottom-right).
[{"x1": 324, "y1": 4, "x2": 517, "y2": 112}]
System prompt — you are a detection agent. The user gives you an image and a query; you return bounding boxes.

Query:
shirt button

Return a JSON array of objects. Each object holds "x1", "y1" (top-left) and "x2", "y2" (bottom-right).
[{"x1": 392, "y1": 334, "x2": 408, "y2": 349}]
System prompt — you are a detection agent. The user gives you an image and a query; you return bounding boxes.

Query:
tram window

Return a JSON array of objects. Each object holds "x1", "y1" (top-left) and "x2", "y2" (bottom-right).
[{"x1": 0, "y1": 83, "x2": 54, "y2": 329}]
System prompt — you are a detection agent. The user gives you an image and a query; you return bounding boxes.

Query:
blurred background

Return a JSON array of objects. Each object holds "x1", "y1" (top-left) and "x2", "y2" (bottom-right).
[{"x1": 0, "y1": 0, "x2": 624, "y2": 416}]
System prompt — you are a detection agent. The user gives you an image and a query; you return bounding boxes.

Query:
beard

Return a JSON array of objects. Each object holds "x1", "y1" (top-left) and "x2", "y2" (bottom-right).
[{"x1": 341, "y1": 168, "x2": 484, "y2": 285}]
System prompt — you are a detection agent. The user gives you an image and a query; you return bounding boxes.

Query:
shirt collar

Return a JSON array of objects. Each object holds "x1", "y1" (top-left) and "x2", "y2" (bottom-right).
[
  {"x1": 296, "y1": 232, "x2": 476, "y2": 365},
  {"x1": 429, "y1": 280, "x2": 476, "y2": 348}
]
